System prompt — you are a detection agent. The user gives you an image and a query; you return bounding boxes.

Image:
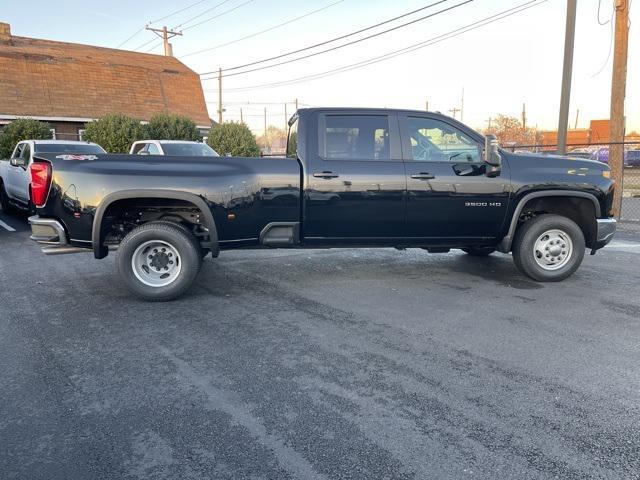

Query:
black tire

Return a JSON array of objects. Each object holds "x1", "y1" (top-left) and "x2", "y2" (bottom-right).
[
  {"x1": 512, "y1": 214, "x2": 585, "y2": 282},
  {"x1": 154, "y1": 219, "x2": 209, "y2": 259},
  {"x1": 117, "y1": 222, "x2": 202, "y2": 301},
  {"x1": 0, "y1": 182, "x2": 15, "y2": 214},
  {"x1": 462, "y1": 246, "x2": 496, "y2": 256}
]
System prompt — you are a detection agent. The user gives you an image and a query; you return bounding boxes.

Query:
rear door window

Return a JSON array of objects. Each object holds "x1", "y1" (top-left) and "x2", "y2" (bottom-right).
[{"x1": 323, "y1": 115, "x2": 390, "y2": 161}]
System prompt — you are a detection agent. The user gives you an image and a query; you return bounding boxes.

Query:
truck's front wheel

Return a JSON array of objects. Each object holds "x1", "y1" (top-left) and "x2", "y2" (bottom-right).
[
  {"x1": 117, "y1": 222, "x2": 202, "y2": 301},
  {"x1": 512, "y1": 214, "x2": 585, "y2": 282}
]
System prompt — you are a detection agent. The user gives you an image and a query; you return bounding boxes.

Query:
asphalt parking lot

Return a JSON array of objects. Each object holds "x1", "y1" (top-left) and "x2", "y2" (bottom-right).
[{"x1": 1, "y1": 211, "x2": 640, "y2": 480}]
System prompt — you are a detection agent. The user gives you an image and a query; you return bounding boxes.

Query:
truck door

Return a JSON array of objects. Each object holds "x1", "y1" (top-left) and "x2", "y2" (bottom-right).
[
  {"x1": 7, "y1": 142, "x2": 30, "y2": 204},
  {"x1": 304, "y1": 112, "x2": 406, "y2": 243},
  {"x1": 14, "y1": 142, "x2": 32, "y2": 203},
  {"x1": 399, "y1": 115, "x2": 510, "y2": 240}
]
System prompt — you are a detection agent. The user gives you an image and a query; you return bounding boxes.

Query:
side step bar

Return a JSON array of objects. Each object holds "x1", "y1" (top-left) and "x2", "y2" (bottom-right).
[
  {"x1": 41, "y1": 245, "x2": 89, "y2": 255},
  {"x1": 259, "y1": 222, "x2": 300, "y2": 246}
]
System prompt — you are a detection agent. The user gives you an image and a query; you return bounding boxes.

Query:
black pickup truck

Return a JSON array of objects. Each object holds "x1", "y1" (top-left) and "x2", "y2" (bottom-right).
[{"x1": 28, "y1": 108, "x2": 616, "y2": 300}]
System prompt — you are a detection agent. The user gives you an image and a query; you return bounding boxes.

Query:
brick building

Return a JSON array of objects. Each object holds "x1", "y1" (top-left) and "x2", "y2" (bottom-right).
[{"x1": 0, "y1": 22, "x2": 211, "y2": 140}]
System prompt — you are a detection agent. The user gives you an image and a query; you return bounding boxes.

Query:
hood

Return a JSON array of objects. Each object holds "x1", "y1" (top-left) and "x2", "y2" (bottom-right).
[{"x1": 507, "y1": 150, "x2": 610, "y2": 173}]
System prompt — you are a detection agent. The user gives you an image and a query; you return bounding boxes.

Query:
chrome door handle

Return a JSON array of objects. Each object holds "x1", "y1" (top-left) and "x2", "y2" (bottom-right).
[
  {"x1": 313, "y1": 171, "x2": 339, "y2": 179},
  {"x1": 410, "y1": 172, "x2": 435, "y2": 180}
]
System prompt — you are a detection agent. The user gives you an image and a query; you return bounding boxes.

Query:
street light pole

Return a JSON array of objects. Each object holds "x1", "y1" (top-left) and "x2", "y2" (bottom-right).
[
  {"x1": 557, "y1": 0, "x2": 577, "y2": 155},
  {"x1": 218, "y1": 68, "x2": 223, "y2": 124}
]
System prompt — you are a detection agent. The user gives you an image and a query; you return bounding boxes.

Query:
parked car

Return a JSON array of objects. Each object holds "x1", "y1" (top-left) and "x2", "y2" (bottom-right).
[
  {"x1": 589, "y1": 146, "x2": 640, "y2": 167},
  {"x1": 566, "y1": 148, "x2": 594, "y2": 159},
  {"x1": 129, "y1": 140, "x2": 219, "y2": 157},
  {"x1": 626, "y1": 149, "x2": 640, "y2": 167},
  {"x1": 0, "y1": 140, "x2": 105, "y2": 213},
  {"x1": 28, "y1": 108, "x2": 616, "y2": 301}
]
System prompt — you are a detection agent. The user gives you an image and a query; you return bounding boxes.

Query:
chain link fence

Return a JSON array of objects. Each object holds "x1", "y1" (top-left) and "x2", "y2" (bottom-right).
[{"x1": 503, "y1": 141, "x2": 640, "y2": 228}]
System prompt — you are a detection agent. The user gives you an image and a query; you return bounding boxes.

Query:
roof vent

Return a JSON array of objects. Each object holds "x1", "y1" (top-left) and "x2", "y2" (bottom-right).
[{"x1": 0, "y1": 22, "x2": 11, "y2": 43}]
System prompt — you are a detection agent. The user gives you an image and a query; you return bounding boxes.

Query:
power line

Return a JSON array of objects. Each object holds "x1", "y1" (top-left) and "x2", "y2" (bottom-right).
[
  {"x1": 202, "y1": 0, "x2": 470, "y2": 79},
  {"x1": 206, "y1": 100, "x2": 301, "y2": 105},
  {"x1": 179, "y1": 0, "x2": 344, "y2": 58},
  {"x1": 181, "y1": 0, "x2": 255, "y2": 31},
  {"x1": 200, "y1": 0, "x2": 452, "y2": 76},
  {"x1": 119, "y1": 0, "x2": 211, "y2": 49},
  {"x1": 144, "y1": 41, "x2": 164, "y2": 53},
  {"x1": 150, "y1": 0, "x2": 211, "y2": 25},
  {"x1": 591, "y1": 0, "x2": 616, "y2": 77},
  {"x1": 117, "y1": 27, "x2": 145, "y2": 48},
  {"x1": 132, "y1": 0, "x2": 242, "y2": 52},
  {"x1": 133, "y1": 36, "x2": 160, "y2": 51},
  {"x1": 208, "y1": 0, "x2": 546, "y2": 92},
  {"x1": 173, "y1": 0, "x2": 235, "y2": 29}
]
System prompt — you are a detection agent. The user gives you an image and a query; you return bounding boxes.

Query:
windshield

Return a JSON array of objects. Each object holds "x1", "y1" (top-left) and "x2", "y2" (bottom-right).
[
  {"x1": 35, "y1": 143, "x2": 106, "y2": 154},
  {"x1": 161, "y1": 143, "x2": 219, "y2": 156}
]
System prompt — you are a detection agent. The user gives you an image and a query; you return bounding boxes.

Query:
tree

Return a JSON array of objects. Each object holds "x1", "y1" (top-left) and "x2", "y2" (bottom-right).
[
  {"x1": 0, "y1": 119, "x2": 52, "y2": 158},
  {"x1": 257, "y1": 125, "x2": 287, "y2": 153},
  {"x1": 144, "y1": 113, "x2": 201, "y2": 141},
  {"x1": 83, "y1": 113, "x2": 144, "y2": 153},
  {"x1": 207, "y1": 122, "x2": 260, "y2": 157},
  {"x1": 483, "y1": 114, "x2": 537, "y2": 146}
]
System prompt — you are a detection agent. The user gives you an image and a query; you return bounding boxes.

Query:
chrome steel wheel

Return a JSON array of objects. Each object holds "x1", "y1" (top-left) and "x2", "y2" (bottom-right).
[
  {"x1": 131, "y1": 240, "x2": 182, "y2": 287},
  {"x1": 533, "y1": 229, "x2": 573, "y2": 271}
]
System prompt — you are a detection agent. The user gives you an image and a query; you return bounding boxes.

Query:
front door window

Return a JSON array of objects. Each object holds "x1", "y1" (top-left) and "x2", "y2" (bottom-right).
[{"x1": 406, "y1": 117, "x2": 481, "y2": 163}]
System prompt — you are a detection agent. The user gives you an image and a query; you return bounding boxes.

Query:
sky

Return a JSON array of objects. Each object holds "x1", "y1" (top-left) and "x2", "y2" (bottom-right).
[{"x1": 2, "y1": 0, "x2": 638, "y2": 136}]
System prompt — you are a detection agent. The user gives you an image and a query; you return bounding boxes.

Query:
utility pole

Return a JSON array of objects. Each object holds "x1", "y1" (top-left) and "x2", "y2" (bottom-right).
[
  {"x1": 557, "y1": 0, "x2": 577, "y2": 155},
  {"x1": 460, "y1": 88, "x2": 464, "y2": 122},
  {"x1": 448, "y1": 107, "x2": 460, "y2": 119},
  {"x1": 609, "y1": 0, "x2": 629, "y2": 217},
  {"x1": 240, "y1": 108, "x2": 243, "y2": 124},
  {"x1": 521, "y1": 103, "x2": 527, "y2": 130},
  {"x1": 425, "y1": 99, "x2": 429, "y2": 111},
  {"x1": 145, "y1": 25, "x2": 182, "y2": 56},
  {"x1": 218, "y1": 68, "x2": 223, "y2": 124},
  {"x1": 295, "y1": 98, "x2": 299, "y2": 111},
  {"x1": 574, "y1": 108, "x2": 579, "y2": 129},
  {"x1": 264, "y1": 107, "x2": 268, "y2": 150},
  {"x1": 284, "y1": 103, "x2": 288, "y2": 132}
]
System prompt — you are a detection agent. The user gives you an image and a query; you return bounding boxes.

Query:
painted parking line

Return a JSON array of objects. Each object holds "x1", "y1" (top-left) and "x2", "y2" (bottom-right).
[
  {"x1": 0, "y1": 218, "x2": 17, "y2": 232},
  {"x1": 607, "y1": 241, "x2": 640, "y2": 254}
]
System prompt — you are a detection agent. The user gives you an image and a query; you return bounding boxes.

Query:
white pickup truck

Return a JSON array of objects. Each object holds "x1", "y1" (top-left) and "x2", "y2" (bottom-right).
[
  {"x1": 129, "y1": 140, "x2": 219, "y2": 156},
  {"x1": 0, "y1": 140, "x2": 105, "y2": 213}
]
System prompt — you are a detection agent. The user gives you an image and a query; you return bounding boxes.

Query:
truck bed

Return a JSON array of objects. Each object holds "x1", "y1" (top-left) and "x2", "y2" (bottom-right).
[{"x1": 33, "y1": 153, "x2": 302, "y2": 246}]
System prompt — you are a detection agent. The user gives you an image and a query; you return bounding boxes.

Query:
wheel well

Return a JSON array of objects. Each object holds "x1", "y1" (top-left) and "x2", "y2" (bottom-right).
[
  {"x1": 517, "y1": 196, "x2": 597, "y2": 248},
  {"x1": 99, "y1": 198, "x2": 213, "y2": 254}
]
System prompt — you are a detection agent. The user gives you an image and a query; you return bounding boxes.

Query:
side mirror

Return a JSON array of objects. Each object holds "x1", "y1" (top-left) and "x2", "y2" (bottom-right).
[
  {"x1": 483, "y1": 134, "x2": 501, "y2": 167},
  {"x1": 10, "y1": 157, "x2": 26, "y2": 167}
]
